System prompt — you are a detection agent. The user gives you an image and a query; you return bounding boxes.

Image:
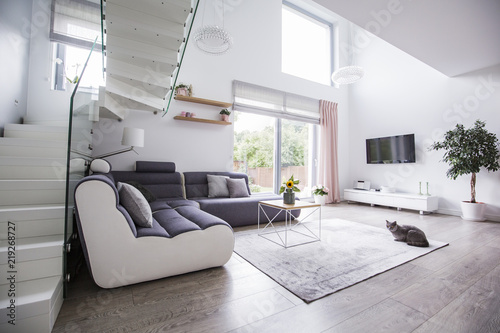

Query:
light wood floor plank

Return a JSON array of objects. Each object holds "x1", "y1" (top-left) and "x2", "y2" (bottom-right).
[
  {"x1": 324, "y1": 298, "x2": 429, "y2": 333},
  {"x1": 53, "y1": 202, "x2": 500, "y2": 333}
]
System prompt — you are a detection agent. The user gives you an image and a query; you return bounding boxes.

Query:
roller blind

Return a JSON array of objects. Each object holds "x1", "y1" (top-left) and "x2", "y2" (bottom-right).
[
  {"x1": 233, "y1": 80, "x2": 320, "y2": 124},
  {"x1": 50, "y1": 0, "x2": 102, "y2": 49}
]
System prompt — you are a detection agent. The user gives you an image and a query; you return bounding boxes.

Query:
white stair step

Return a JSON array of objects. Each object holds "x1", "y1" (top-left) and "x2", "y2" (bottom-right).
[
  {"x1": 0, "y1": 276, "x2": 63, "y2": 333},
  {"x1": 106, "y1": 75, "x2": 164, "y2": 111},
  {"x1": 106, "y1": 2, "x2": 185, "y2": 42},
  {"x1": 108, "y1": 0, "x2": 191, "y2": 24},
  {"x1": 106, "y1": 58, "x2": 170, "y2": 88},
  {"x1": 0, "y1": 157, "x2": 68, "y2": 180},
  {"x1": 4, "y1": 124, "x2": 68, "y2": 141},
  {"x1": 0, "y1": 138, "x2": 67, "y2": 158},
  {"x1": 0, "y1": 180, "x2": 68, "y2": 207},
  {"x1": 0, "y1": 217, "x2": 64, "y2": 240},
  {"x1": 0, "y1": 205, "x2": 66, "y2": 222}
]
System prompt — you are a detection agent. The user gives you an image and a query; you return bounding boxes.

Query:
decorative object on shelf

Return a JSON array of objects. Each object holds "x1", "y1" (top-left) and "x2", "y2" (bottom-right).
[
  {"x1": 331, "y1": 22, "x2": 364, "y2": 85},
  {"x1": 312, "y1": 185, "x2": 329, "y2": 205},
  {"x1": 181, "y1": 111, "x2": 187, "y2": 117},
  {"x1": 220, "y1": 108, "x2": 231, "y2": 122},
  {"x1": 186, "y1": 112, "x2": 191, "y2": 117},
  {"x1": 426, "y1": 182, "x2": 431, "y2": 196},
  {"x1": 418, "y1": 181, "x2": 423, "y2": 195},
  {"x1": 94, "y1": 127, "x2": 144, "y2": 159},
  {"x1": 174, "y1": 83, "x2": 192, "y2": 96},
  {"x1": 190, "y1": 112, "x2": 196, "y2": 118},
  {"x1": 193, "y1": 0, "x2": 233, "y2": 55},
  {"x1": 279, "y1": 175, "x2": 300, "y2": 204},
  {"x1": 429, "y1": 120, "x2": 499, "y2": 221}
]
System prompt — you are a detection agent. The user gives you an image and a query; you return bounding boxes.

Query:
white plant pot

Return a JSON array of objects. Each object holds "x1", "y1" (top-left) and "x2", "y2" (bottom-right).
[
  {"x1": 314, "y1": 195, "x2": 326, "y2": 206},
  {"x1": 460, "y1": 201, "x2": 486, "y2": 221}
]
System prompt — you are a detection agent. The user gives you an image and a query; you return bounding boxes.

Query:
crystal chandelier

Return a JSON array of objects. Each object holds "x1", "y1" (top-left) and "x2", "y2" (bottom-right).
[
  {"x1": 193, "y1": 0, "x2": 232, "y2": 55},
  {"x1": 332, "y1": 22, "x2": 364, "y2": 85},
  {"x1": 331, "y1": 65, "x2": 364, "y2": 85}
]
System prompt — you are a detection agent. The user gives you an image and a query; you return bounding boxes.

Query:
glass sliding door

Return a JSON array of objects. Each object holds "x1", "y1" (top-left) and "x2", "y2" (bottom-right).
[
  {"x1": 233, "y1": 112, "x2": 276, "y2": 193},
  {"x1": 280, "y1": 119, "x2": 316, "y2": 198}
]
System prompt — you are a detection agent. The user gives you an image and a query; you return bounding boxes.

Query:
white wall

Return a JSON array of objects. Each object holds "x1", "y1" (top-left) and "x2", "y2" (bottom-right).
[
  {"x1": 349, "y1": 28, "x2": 500, "y2": 220},
  {"x1": 25, "y1": 0, "x2": 73, "y2": 123},
  {"x1": 0, "y1": 0, "x2": 33, "y2": 133},
  {"x1": 93, "y1": 0, "x2": 351, "y2": 192}
]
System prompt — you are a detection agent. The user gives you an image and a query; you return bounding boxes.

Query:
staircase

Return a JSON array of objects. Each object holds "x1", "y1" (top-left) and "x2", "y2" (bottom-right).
[
  {"x1": 0, "y1": 1, "x2": 197, "y2": 331},
  {"x1": 0, "y1": 123, "x2": 73, "y2": 332},
  {"x1": 99, "y1": 0, "x2": 198, "y2": 118}
]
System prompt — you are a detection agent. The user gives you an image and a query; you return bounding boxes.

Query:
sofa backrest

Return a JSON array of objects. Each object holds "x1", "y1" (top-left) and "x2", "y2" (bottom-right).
[
  {"x1": 183, "y1": 171, "x2": 250, "y2": 199},
  {"x1": 112, "y1": 161, "x2": 184, "y2": 200}
]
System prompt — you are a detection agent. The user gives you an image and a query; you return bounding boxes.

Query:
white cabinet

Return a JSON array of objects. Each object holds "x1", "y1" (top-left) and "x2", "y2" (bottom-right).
[{"x1": 344, "y1": 189, "x2": 438, "y2": 214}]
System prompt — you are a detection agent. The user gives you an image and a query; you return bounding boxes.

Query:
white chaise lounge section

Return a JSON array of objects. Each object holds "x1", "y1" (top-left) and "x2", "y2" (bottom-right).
[{"x1": 74, "y1": 177, "x2": 234, "y2": 289}]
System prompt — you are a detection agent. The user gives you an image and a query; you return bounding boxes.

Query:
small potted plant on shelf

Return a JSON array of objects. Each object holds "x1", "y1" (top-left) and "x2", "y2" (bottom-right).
[
  {"x1": 312, "y1": 185, "x2": 329, "y2": 205},
  {"x1": 428, "y1": 119, "x2": 499, "y2": 221},
  {"x1": 220, "y1": 108, "x2": 231, "y2": 122},
  {"x1": 175, "y1": 83, "x2": 192, "y2": 96},
  {"x1": 279, "y1": 175, "x2": 300, "y2": 204}
]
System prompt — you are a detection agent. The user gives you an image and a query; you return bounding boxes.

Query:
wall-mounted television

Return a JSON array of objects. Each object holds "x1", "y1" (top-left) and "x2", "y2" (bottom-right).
[{"x1": 366, "y1": 134, "x2": 416, "y2": 164}]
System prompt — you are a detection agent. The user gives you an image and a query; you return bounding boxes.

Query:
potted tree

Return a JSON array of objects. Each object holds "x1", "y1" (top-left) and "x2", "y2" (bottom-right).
[
  {"x1": 220, "y1": 108, "x2": 231, "y2": 122},
  {"x1": 429, "y1": 120, "x2": 499, "y2": 221}
]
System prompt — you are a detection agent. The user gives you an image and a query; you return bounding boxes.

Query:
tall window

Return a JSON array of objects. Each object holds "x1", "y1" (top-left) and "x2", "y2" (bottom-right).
[
  {"x1": 233, "y1": 81, "x2": 319, "y2": 198},
  {"x1": 281, "y1": 1, "x2": 333, "y2": 85},
  {"x1": 50, "y1": 0, "x2": 103, "y2": 91}
]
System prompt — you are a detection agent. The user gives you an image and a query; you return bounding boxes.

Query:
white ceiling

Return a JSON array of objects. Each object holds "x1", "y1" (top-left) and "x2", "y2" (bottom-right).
[{"x1": 311, "y1": 0, "x2": 500, "y2": 77}]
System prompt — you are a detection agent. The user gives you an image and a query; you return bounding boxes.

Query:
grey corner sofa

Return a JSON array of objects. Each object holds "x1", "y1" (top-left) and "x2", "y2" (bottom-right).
[{"x1": 74, "y1": 160, "x2": 298, "y2": 288}]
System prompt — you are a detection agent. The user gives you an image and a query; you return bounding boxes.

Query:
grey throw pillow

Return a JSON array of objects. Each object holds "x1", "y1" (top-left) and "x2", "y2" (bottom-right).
[
  {"x1": 207, "y1": 174, "x2": 230, "y2": 198},
  {"x1": 226, "y1": 178, "x2": 250, "y2": 198},
  {"x1": 117, "y1": 182, "x2": 153, "y2": 228}
]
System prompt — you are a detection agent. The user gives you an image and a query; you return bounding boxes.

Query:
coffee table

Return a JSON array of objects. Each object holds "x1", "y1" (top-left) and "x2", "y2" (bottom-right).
[{"x1": 258, "y1": 200, "x2": 321, "y2": 248}]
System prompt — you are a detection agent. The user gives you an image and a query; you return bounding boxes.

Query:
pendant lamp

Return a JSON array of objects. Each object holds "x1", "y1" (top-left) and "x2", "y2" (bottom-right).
[
  {"x1": 193, "y1": 0, "x2": 233, "y2": 55},
  {"x1": 332, "y1": 23, "x2": 364, "y2": 85}
]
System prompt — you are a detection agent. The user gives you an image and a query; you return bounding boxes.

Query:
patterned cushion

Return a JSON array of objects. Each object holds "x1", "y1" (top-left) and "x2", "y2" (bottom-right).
[{"x1": 117, "y1": 182, "x2": 153, "y2": 228}]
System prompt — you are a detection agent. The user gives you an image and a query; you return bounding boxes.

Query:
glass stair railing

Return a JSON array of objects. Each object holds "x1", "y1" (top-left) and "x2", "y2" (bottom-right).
[
  {"x1": 163, "y1": 0, "x2": 200, "y2": 116},
  {"x1": 63, "y1": 36, "x2": 100, "y2": 297}
]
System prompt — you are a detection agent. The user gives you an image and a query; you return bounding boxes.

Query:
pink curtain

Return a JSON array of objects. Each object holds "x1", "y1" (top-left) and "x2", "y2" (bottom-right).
[{"x1": 319, "y1": 100, "x2": 340, "y2": 203}]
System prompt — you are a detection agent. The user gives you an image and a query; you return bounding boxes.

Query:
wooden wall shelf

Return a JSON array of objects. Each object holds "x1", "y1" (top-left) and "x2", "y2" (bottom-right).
[
  {"x1": 174, "y1": 95, "x2": 232, "y2": 108},
  {"x1": 174, "y1": 116, "x2": 232, "y2": 125}
]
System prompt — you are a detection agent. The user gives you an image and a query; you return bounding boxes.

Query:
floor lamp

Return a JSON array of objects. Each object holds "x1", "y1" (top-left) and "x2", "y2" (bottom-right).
[{"x1": 94, "y1": 127, "x2": 145, "y2": 159}]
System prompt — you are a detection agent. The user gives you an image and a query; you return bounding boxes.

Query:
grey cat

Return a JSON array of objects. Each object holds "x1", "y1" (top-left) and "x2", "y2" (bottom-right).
[{"x1": 386, "y1": 220, "x2": 429, "y2": 247}]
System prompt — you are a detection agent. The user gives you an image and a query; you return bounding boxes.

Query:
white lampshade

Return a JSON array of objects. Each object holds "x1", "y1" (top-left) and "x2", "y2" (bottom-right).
[{"x1": 121, "y1": 127, "x2": 144, "y2": 147}]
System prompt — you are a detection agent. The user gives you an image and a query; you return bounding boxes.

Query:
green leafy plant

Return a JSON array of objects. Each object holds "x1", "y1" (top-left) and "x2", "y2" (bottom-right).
[
  {"x1": 312, "y1": 185, "x2": 329, "y2": 196},
  {"x1": 428, "y1": 120, "x2": 500, "y2": 203},
  {"x1": 220, "y1": 108, "x2": 231, "y2": 115},
  {"x1": 279, "y1": 175, "x2": 301, "y2": 194}
]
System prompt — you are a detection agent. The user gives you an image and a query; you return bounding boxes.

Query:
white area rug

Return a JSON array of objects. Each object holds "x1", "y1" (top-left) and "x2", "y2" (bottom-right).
[{"x1": 234, "y1": 219, "x2": 448, "y2": 303}]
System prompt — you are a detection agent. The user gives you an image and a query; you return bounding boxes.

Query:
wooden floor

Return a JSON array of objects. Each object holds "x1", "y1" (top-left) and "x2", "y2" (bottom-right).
[{"x1": 53, "y1": 202, "x2": 500, "y2": 333}]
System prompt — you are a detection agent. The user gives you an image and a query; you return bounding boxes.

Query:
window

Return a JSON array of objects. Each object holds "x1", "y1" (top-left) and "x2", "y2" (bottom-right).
[
  {"x1": 233, "y1": 81, "x2": 319, "y2": 198},
  {"x1": 281, "y1": 1, "x2": 333, "y2": 85},
  {"x1": 50, "y1": 0, "x2": 103, "y2": 91}
]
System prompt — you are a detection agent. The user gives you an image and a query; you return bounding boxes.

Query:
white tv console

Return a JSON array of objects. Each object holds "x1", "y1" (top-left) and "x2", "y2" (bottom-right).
[{"x1": 344, "y1": 189, "x2": 438, "y2": 214}]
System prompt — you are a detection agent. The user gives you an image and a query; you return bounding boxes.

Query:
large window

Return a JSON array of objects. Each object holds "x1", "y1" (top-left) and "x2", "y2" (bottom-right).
[
  {"x1": 50, "y1": 0, "x2": 103, "y2": 91},
  {"x1": 281, "y1": 1, "x2": 333, "y2": 85},
  {"x1": 233, "y1": 81, "x2": 319, "y2": 198}
]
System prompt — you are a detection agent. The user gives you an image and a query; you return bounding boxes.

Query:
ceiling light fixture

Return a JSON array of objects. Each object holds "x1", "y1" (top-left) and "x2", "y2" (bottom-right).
[
  {"x1": 193, "y1": 0, "x2": 232, "y2": 55},
  {"x1": 332, "y1": 23, "x2": 364, "y2": 85}
]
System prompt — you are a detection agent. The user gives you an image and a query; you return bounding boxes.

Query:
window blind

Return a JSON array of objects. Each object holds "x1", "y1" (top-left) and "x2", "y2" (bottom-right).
[
  {"x1": 233, "y1": 80, "x2": 320, "y2": 124},
  {"x1": 50, "y1": 0, "x2": 102, "y2": 49}
]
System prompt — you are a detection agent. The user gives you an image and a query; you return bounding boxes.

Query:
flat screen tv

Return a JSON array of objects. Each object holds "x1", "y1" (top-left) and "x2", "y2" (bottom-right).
[{"x1": 366, "y1": 134, "x2": 416, "y2": 164}]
